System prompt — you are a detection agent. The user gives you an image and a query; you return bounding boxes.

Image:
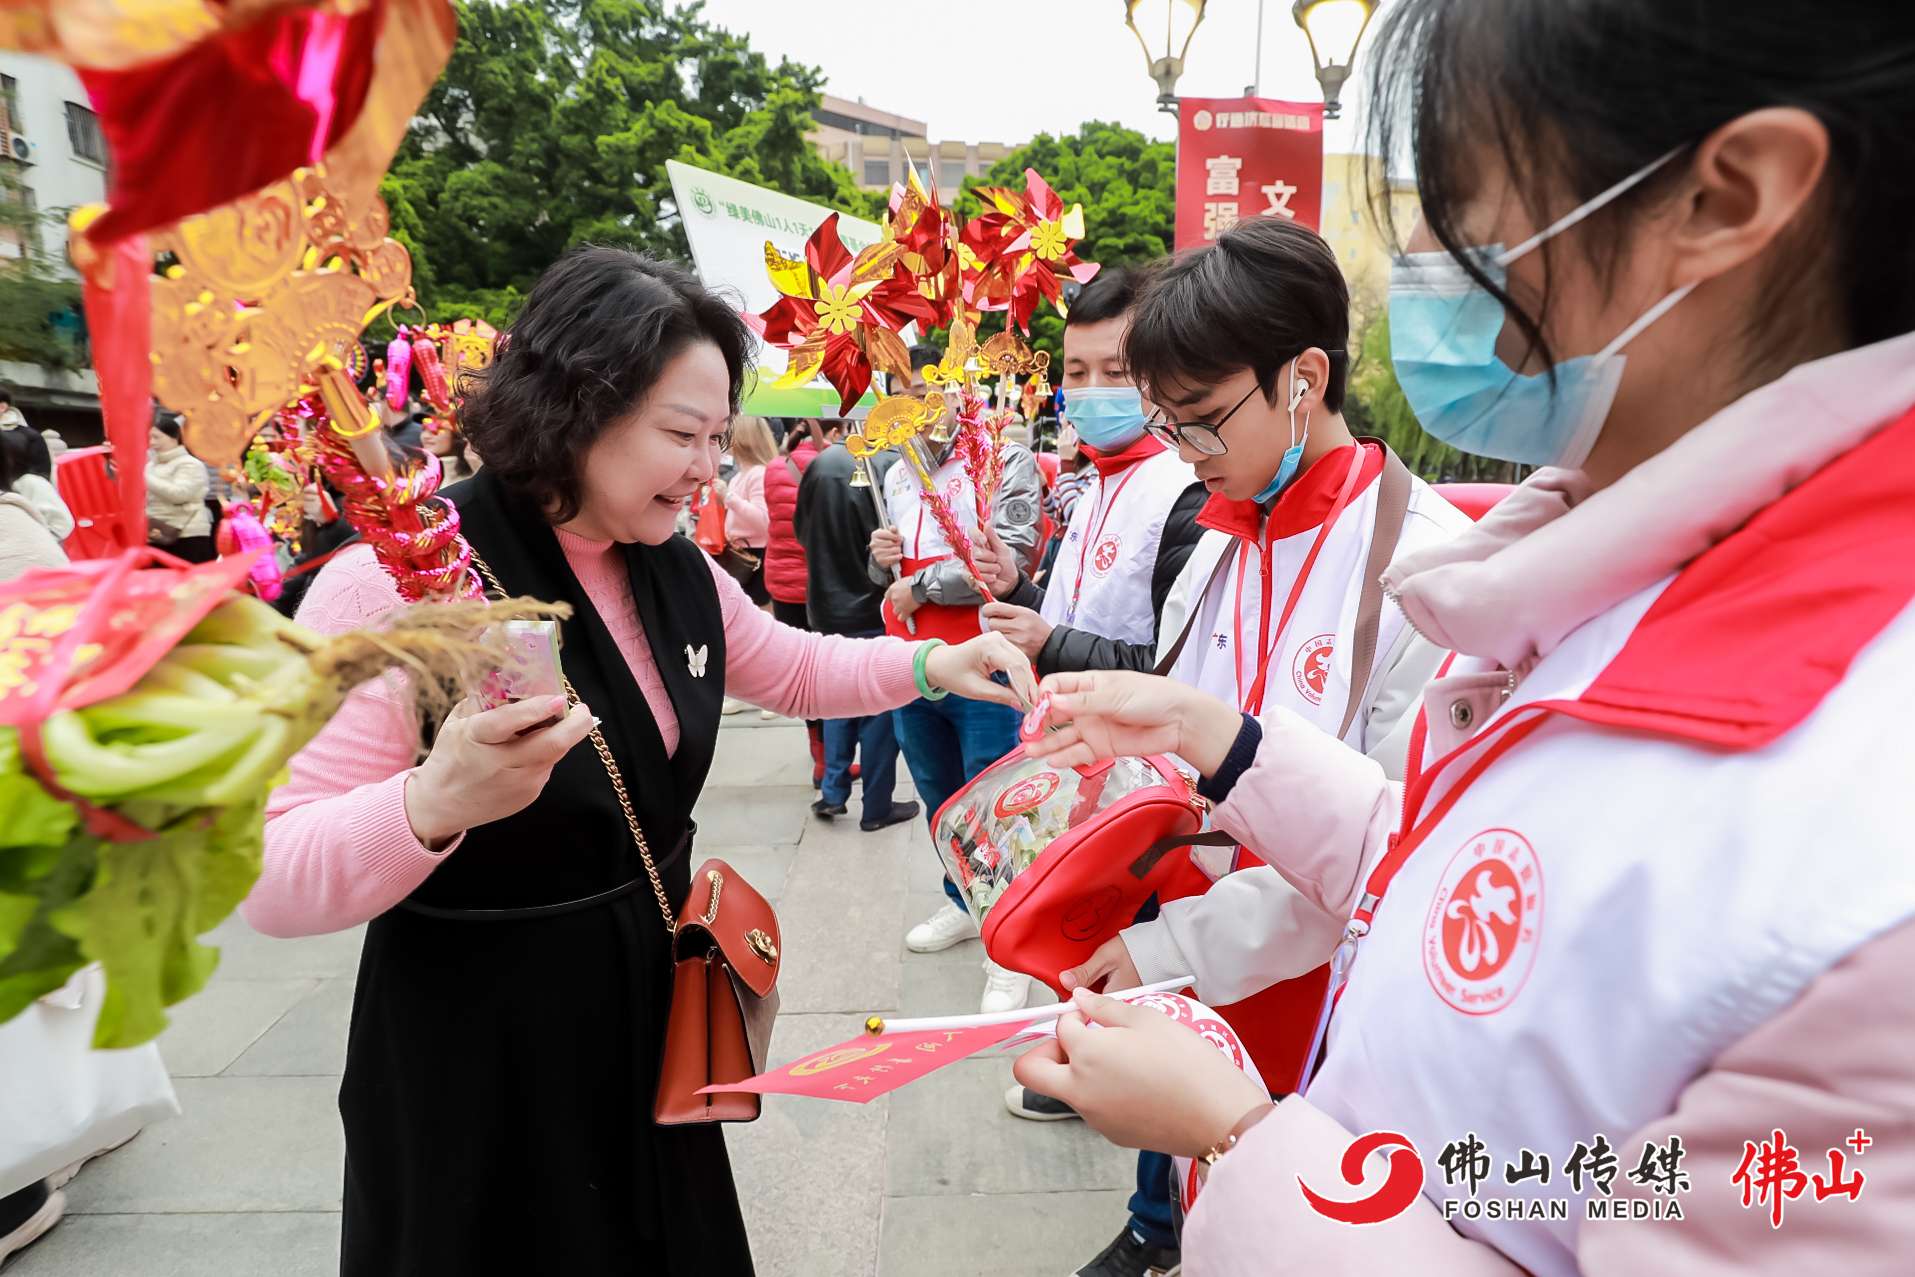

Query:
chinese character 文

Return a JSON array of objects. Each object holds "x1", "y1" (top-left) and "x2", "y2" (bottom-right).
[
  {"x1": 1261, "y1": 179, "x2": 1299, "y2": 220},
  {"x1": 1205, "y1": 154, "x2": 1243, "y2": 196},
  {"x1": 1202, "y1": 201, "x2": 1239, "y2": 240},
  {"x1": 1566, "y1": 1135, "x2": 1620, "y2": 1196},
  {"x1": 1627, "y1": 1136, "x2": 1691, "y2": 1197},
  {"x1": 1439, "y1": 1133, "x2": 1492, "y2": 1197},
  {"x1": 1503, "y1": 1148, "x2": 1551, "y2": 1186}
]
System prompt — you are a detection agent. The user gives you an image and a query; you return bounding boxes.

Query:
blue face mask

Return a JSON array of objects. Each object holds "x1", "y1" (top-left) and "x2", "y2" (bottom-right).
[
  {"x1": 1061, "y1": 386, "x2": 1149, "y2": 451},
  {"x1": 1387, "y1": 152, "x2": 1693, "y2": 468},
  {"x1": 1253, "y1": 358, "x2": 1310, "y2": 504}
]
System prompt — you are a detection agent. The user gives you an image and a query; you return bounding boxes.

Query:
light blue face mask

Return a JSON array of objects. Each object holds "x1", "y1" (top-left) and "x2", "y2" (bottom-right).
[
  {"x1": 1254, "y1": 358, "x2": 1310, "y2": 503},
  {"x1": 1388, "y1": 152, "x2": 1693, "y2": 468},
  {"x1": 1061, "y1": 385, "x2": 1149, "y2": 451}
]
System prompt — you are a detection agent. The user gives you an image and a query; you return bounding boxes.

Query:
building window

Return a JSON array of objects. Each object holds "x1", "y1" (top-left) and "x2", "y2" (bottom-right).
[
  {"x1": 66, "y1": 102, "x2": 106, "y2": 165},
  {"x1": 1, "y1": 75, "x2": 18, "y2": 133},
  {"x1": 862, "y1": 158, "x2": 892, "y2": 187}
]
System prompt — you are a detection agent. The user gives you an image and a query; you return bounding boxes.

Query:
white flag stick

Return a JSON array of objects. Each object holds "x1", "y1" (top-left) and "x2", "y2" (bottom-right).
[{"x1": 862, "y1": 975, "x2": 1195, "y2": 1037}]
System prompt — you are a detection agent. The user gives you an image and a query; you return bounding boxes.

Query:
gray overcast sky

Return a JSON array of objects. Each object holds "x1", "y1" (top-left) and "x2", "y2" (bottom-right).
[{"x1": 692, "y1": 0, "x2": 1374, "y2": 153}]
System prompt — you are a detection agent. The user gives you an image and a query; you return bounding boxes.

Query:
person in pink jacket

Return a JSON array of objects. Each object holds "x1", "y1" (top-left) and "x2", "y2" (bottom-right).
[
  {"x1": 244, "y1": 247, "x2": 1034, "y2": 1276},
  {"x1": 1010, "y1": 2, "x2": 1915, "y2": 1273}
]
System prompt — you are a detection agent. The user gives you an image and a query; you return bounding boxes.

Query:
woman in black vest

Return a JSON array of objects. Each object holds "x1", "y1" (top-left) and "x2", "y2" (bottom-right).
[{"x1": 247, "y1": 248, "x2": 1033, "y2": 1274}]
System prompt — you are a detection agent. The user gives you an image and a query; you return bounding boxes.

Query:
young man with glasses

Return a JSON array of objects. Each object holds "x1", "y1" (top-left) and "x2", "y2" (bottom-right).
[{"x1": 1042, "y1": 218, "x2": 1468, "y2": 1277}]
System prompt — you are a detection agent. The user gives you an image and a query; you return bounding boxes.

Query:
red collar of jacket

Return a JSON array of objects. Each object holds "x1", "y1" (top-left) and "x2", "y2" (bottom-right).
[
  {"x1": 1081, "y1": 433, "x2": 1167, "y2": 479},
  {"x1": 1195, "y1": 442, "x2": 1383, "y2": 544},
  {"x1": 1551, "y1": 403, "x2": 1915, "y2": 750}
]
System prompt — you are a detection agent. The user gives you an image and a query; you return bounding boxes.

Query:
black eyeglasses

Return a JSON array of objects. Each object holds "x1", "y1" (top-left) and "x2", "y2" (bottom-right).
[{"x1": 1143, "y1": 383, "x2": 1261, "y2": 457}]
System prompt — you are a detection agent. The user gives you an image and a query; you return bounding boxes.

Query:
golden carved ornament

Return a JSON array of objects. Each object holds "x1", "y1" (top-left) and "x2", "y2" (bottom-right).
[{"x1": 146, "y1": 165, "x2": 415, "y2": 466}]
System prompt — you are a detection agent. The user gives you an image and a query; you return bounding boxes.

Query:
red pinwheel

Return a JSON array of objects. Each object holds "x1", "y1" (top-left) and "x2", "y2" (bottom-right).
[
  {"x1": 959, "y1": 168, "x2": 1102, "y2": 334},
  {"x1": 746, "y1": 213, "x2": 939, "y2": 413}
]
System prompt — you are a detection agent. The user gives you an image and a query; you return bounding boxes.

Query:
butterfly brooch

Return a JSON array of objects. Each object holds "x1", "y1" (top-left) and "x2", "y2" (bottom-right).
[{"x1": 685, "y1": 644, "x2": 709, "y2": 678}]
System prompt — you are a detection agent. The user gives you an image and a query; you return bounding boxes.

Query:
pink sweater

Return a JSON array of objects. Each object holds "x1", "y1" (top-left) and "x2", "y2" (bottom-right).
[{"x1": 244, "y1": 532, "x2": 918, "y2": 938}]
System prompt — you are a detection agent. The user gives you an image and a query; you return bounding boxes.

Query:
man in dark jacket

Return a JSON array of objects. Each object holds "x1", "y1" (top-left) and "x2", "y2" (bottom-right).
[
  {"x1": 763, "y1": 421, "x2": 827, "y2": 782},
  {"x1": 793, "y1": 427, "x2": 917, "y2": 831}
]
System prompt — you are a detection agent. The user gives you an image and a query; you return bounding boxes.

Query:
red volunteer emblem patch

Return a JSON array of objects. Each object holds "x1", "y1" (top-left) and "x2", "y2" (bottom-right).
[
  {"x1": 1292, "y1": 632, "x2": 1335, "y2": 706},
  {"x1": 1423, "y1": 828, "x2": 1543, "y2": 1016},
  {"x1": 1091, "y1": 533, "x2": 1122, "y2": 577}
]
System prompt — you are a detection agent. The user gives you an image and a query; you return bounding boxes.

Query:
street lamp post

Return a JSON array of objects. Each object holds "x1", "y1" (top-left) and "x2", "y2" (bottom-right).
[
  {"x1": 1292, "y1": 0, "x2": 1377, "y2": 120},
  {"x1": 1123, "y1": 0, "x2": 1209, "y2": 115}
]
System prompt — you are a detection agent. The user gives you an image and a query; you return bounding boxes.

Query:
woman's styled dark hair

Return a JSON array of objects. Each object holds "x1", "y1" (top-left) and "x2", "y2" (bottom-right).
[
  {"x1": 153, "y1": 413, "x2": 184, "y2": 443},
  {"x1": 1366, "y1": 0, "x2": 1915, "y2": 371},
  {"x1": 459, "y1": 246, "x2": 753, "y2": 523},
  {"x1": 1123, "y1": 218, "x2": 1350, "y2": 411}
]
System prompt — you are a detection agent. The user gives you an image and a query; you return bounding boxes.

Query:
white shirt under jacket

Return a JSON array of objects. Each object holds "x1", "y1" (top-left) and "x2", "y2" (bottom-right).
[{"x1": 1124, "y1": 444, "x2": 1467, "y2": 995}]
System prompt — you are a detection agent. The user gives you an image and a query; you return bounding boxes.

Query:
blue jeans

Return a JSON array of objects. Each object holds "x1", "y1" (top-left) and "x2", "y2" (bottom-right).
[
  {"x1": 1132, "y1": 1153, "x2": 1177, "y2": 1249},
  {"x1": 892, "y1": 691, "x2": 1020, "y2": 908},
  {"x1": 822, "y1": 636, "x2": 901, "y2": 812}
]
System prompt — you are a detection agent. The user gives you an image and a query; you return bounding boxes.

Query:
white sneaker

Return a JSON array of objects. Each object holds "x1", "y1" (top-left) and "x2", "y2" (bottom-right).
[
  {"x1": 0, "y1": 1186, "x2": 65, "y2": 1267},
  {"x1": 905, "y1": 902, "x2": 979, "y2": 953},
  {"x1": 759, "y1": 707, "x2": 782, "y2": 720},
  {"x1": 721, "y1": 697, "x2": 750, "y2": 715},
  {"x1": 980, "y1": 959, "x2": 1031, "y2": 1014}
]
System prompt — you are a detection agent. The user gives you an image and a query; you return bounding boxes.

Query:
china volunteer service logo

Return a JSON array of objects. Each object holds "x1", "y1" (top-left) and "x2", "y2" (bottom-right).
[
  {"x1": 1091, "y1": 533, "x2": 1122, "y2": 577},
  {"x1": 1293, "y1": 633, "x2": 1335, "y2": 705},
  {"x1": 1423, "y1": 828, "x2": 1543, "y2": 1015},
  {"x1": 993, "y1": 771, "x2": 1061, "y2": 819}
]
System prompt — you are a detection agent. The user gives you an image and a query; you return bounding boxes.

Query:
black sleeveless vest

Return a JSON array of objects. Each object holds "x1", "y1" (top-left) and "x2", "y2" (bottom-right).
[{"x1": 405, "y1": 469, "x2": 725, "y2": 912}]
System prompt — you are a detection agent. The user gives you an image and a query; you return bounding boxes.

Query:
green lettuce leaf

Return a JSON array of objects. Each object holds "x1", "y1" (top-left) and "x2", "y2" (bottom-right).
[
  {"x1": 50, "y1": 795, "x2": 266, "y2": 1048},
  {"x1": 0, "y1": 728, "x2": 82, "y2": 851}
]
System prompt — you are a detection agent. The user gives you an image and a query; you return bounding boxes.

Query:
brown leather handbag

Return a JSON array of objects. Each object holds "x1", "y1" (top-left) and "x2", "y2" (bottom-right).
[
  {"x1": 471, "y1": 553, "x2": 781, "y2": 1126},
  {"x1": 654, "y1": 859, "x2": 782, "y2": 1124},
  {"x1": 575, "y1": 710, "x2": 782, "y2": 1126}
]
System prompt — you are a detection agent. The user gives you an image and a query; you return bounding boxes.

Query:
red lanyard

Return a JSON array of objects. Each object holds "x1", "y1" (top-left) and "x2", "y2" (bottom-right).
[
  {"x1": 1063, "y1": 464, "x2": 1141, "y2": 624},
  {"x1": 1232, "y1": 446, "x2": 1366, "y2": 714},
  {"x1": 1294, "y1": 657, "x2": 1552, "y2": 1094}
]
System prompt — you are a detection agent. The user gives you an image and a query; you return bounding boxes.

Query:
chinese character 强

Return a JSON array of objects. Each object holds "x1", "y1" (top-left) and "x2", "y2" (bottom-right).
[
  {"x1": 1203, "y1": 201, "x2": 1239, "y2": 240},
  {"x1": 1205, "y1": 155, "x2": 1243, "y2": 196}
]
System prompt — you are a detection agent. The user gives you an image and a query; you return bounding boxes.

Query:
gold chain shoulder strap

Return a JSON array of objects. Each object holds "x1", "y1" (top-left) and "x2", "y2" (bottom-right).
[{"x1": 469, "y1": 556, "x2": 677, "y2": 935}]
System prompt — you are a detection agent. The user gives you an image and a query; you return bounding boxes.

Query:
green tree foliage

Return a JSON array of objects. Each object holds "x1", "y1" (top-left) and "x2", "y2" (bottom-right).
[
  {"x1": 1344, "y1": 312, "x2": 1525, "y2": 483},
  {"x1": 380, "y1": 0, "x2": 881, "y2": 328},
  {"x1": 0, "y1": 172, "x2": 84, "y2": 371}
]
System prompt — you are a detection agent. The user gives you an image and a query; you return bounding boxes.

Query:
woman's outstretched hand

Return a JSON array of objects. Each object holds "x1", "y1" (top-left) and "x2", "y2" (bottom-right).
[
  {"x1": 1013, "y1": 989, "x2": 1269, "y2": 1158},
  {"x1": 404, "y1": 695, "x2": 596, "y2": 850},
  {"x1": 1022, "y1": 671, "x2": 1243, "y2": 775},
  {"x1": 922, "y1": 633, "x2": 1039, "y2": 710}
]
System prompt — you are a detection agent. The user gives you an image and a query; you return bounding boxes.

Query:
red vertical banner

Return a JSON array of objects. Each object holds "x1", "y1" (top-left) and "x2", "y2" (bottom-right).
[
  {"x1": 1174, "y1": 97, "x2": 1325, "y2": 251},
  {"x1": 81, "y1": 234, "x2": 154, "y2": 550}
]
